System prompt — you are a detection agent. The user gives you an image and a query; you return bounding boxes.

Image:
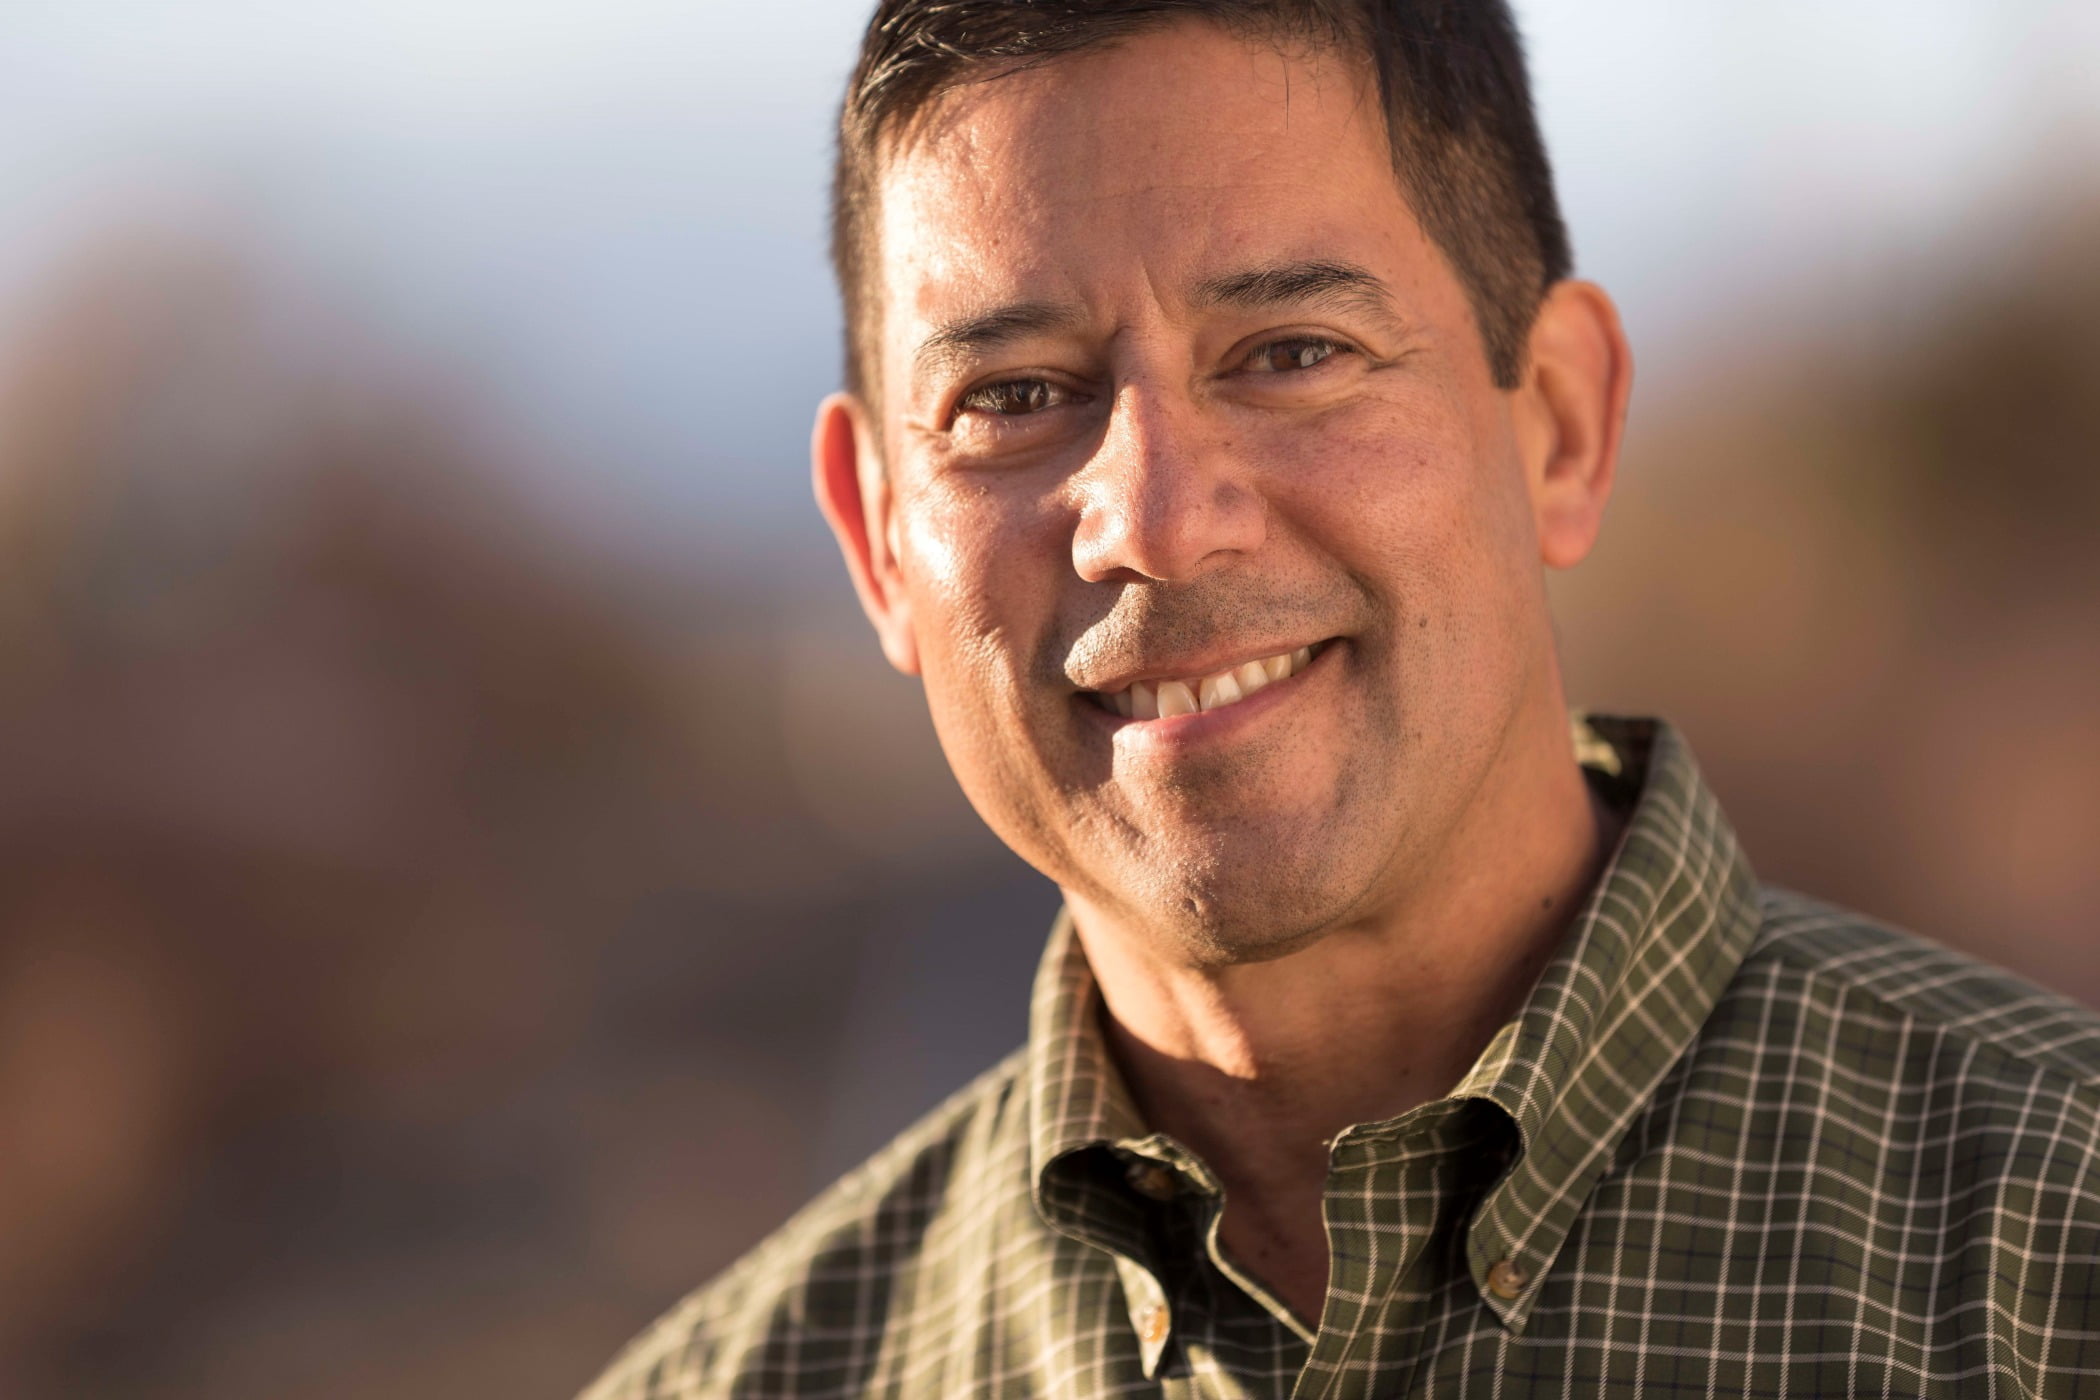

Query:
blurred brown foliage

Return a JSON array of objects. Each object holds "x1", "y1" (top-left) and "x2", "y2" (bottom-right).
[
  {"x1": 1556, "y1": 199, "x2": 2100, "y2": 1007},
  {"x1": 0, "y1": 240, "x2": 1037, "y2": 1399},
  {"x1": 0, "y1": 203, "x2": 2093, "y2": 1397}
]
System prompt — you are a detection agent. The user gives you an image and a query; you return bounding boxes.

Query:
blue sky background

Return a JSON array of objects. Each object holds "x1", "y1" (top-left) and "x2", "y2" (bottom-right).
[{"x1": 4, "y1": 0, "x2": 2096, "y2": 566}]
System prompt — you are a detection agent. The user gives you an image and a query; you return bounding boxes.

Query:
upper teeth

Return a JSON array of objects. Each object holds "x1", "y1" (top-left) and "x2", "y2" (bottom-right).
[{"x1": 1104, "y1": 646, "x2": 1315, "y2": 719}]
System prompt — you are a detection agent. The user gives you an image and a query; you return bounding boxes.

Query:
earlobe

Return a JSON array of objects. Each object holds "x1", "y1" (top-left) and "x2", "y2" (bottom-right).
[
  {"x1": 1518, "y1": 281, "x2": 1633, "y2": 570},
  {"x1": 811, "y1": 392, "x2": 921, "y2": 675}
]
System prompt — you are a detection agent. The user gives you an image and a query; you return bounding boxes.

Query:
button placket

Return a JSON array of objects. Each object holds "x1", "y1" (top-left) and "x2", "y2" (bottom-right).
[
  {"x1": 1304, "y1": 1121, "x2": 1499, "y2": 1393},
  {"x1": 1110, "y1": 1252, "x2": 1174, "y2": 1378}
]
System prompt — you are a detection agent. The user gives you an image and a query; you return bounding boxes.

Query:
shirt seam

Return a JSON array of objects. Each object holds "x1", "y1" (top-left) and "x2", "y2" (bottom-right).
[{"x1": 1743, "y1": 921, "x2": 2100, "y2": 1094}]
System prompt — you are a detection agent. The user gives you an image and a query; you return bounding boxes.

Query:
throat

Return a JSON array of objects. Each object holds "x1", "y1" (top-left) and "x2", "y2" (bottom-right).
[
  {"x1": 1212, "y1": 1173, "x2": 1331, "y2": 1332},
  {"x1": 1105, "y1": 1046, "x2": 1343, "y2": 1328}
]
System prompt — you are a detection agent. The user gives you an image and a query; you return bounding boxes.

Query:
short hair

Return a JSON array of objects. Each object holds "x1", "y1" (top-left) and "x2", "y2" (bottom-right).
[{"x1": 830, "y1": 0, "x2": 1572, "y2": 403}]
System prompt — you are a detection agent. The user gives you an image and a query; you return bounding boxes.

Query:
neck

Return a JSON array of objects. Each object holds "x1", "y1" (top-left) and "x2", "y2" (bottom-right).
[{"x1": 1063, "y1": 700, "x2": 1619, "y2": 1324}]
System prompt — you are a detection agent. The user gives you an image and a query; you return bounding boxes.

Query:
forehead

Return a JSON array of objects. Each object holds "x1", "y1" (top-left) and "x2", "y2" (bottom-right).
[{"x1": 870, "y1": 23, "x2": 1434, "y2": 376}]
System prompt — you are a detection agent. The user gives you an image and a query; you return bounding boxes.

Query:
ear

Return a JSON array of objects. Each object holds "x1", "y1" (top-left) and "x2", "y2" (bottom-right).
[
  {"x1": 812, "y1": 391, "x2": 921, "y2": 675},
  {"x1": 1511, "y1": 280, "x2": 1633, "y2": 570}
]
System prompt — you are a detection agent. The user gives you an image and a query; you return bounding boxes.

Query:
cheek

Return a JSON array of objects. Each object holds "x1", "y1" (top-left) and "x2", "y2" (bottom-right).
[
  {"x1": 896, "y1": 478, "x2": 1063, "y2": 697},
  {"x1": 892, "y1": 478, "x2": 1086, "y2": 870},
  {"x1": 1267, "y1": 389, "x2": 1538, "y2": 681},
  {"x1": 899, "y1": 486, "x2": 1002, "y2": 639},
  {"x1": 1271, "y1": 386, "x2": 1511, "y2": 573}
]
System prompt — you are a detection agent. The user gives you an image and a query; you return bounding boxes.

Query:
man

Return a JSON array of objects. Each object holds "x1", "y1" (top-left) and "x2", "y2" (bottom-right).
[{"x1": 584, "y1": 1, "x2": 2100, "y2": 1395}]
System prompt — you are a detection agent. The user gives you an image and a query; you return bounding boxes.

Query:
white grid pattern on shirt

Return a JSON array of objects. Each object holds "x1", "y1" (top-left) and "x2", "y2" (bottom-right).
[{"x1": 579, "y1": 718, "x2": 2100, "y2": 1400}]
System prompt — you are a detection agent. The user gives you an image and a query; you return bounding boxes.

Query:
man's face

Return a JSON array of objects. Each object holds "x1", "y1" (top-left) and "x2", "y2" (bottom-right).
[{"x1": 847, "y1": 23, "x2": 1577, "y2": 961}]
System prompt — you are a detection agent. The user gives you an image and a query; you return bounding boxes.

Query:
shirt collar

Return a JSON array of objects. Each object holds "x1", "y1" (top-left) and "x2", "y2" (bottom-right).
[
  {"x1": 1022, "y1": 716, "x2": 1763, "y2": 1332},
  {"x1": 1458, "y1": 716, "x2": 1763, "y2": 1329},
  {"x1": 1027, "y1": 900, "x2": 1147, "y2": 1175},
  {"x1": 1022, "y1": 901, "x2": 1164, "y2": 1351}
]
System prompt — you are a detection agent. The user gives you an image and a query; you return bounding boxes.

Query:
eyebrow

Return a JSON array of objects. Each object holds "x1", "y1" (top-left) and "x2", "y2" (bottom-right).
[
  {"x1": 912, "y1": 301, "x2": 1082, "y2": 388},
  {"x1": 908, "y1": 259, "x2": 1404, "y2": 389},
  {"x1": 1192, "y1": 259, "x2": 1400, "y2": 320}
]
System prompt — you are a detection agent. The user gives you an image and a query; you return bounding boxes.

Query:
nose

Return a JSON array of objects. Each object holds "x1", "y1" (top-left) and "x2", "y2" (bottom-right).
[{"x1": 1070, "y1": 385, "x2": 1266, "y2": 583}]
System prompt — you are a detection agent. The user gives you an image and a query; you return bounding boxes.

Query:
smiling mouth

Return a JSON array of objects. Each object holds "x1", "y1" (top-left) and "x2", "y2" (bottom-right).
[{"x1": 1089, "y1": 642, "x2": 1328, "y2": 719}]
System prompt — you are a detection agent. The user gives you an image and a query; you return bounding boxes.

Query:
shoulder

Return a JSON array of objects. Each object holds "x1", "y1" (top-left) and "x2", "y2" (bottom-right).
[
  {"x1": 1676, "y1": 884, "x2": 2100, "y2": 1165},
  {"x1": 1736, "y1": 885, "x2": 2100, "y2": 1089},
  {"x1": 1631, "y1": 888, "x2": 2100, "y2": 1337},
  {"x1": 577, "y1": 1046, "x2": 1034, "y2": 1400}
]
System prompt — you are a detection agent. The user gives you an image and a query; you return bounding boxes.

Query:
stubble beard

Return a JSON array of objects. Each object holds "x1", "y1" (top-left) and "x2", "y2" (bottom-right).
[
  {"x1": 945, "y1": 566, "x2": 1415, "y2": 966},
  {"x1": 1073, "y1": 641, "x2": 1409, "y2": 969}
]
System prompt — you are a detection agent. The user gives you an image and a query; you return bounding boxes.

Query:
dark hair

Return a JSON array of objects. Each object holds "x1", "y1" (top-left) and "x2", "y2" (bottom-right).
[{"x1": 832, "y1": 0, "x2": 1570, "y2": 398}]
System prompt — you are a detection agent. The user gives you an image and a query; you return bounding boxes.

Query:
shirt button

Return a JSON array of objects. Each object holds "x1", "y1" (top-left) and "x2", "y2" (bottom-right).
[
  {"x1": 1126, "y1": 1161, "x2": 1179, "y2": 1201},
  {"x1": 1136, "y1": 1303, "x2": 1170, "y2": 1346},
  {"x1": 1485, "y1": 1258, "x2": 1528, "y2": 1300}
]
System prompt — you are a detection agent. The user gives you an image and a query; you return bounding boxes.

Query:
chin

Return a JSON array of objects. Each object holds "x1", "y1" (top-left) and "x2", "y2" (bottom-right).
[
  {"x1": 1133, "y1": 853, "x2": 1364, "y2": 968},
  {"x1": 1078, "y1": 771, "x2": 1391, "y2": 964}
]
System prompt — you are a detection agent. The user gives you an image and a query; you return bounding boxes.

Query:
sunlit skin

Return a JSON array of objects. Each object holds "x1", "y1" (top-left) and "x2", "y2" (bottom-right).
[{"x1": 814, "y1": 22, "x2": 1631, "y2": 1326}]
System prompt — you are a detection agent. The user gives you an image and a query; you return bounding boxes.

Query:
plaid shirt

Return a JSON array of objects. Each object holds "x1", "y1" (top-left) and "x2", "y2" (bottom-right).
[{"x1": 583, "y1": 717, "x2": 2100, "y2": 1398}]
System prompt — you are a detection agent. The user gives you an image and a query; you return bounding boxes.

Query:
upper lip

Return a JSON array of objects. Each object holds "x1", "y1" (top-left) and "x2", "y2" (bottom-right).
[{"x1": 1073, "y1": 638, "x2": 1329, "y2": 694}]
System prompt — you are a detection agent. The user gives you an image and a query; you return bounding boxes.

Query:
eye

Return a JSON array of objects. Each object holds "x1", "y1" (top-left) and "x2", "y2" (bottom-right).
[
  {"x1": 1242, "y1": 336, "x2": 1351, "y2": 374},
  {"x1": 956, "y1": 378, "x2": 1067, "y2": 417}
]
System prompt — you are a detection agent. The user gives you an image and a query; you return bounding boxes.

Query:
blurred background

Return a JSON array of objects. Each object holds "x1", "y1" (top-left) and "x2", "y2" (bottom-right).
[{"x1": 1, "y1": 1, "x2": 2096, "y2": 1394}]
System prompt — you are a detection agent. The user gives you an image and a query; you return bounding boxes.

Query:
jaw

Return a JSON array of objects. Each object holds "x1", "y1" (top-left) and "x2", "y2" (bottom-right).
[
  {"x1": 1044, "y1": 653, "x2": 1406, "y2": 964},
  {"x1": 1062, "y1": 798, "x2": 1386, "y2": 968}
]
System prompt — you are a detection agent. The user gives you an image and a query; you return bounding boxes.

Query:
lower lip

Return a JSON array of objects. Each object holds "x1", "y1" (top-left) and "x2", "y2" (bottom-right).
[{"x1": 1083, "y1": 643, "x2": 1338, "y2": 752}]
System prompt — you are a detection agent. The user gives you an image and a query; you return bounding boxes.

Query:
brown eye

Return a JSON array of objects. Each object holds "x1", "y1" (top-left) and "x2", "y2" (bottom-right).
[
  {"x1": 958, "y1": 379, "x2": 1062, "y2": 415},
  {"x1": 1247, "y1": 338, "x2": 1343, "y2": 373}
]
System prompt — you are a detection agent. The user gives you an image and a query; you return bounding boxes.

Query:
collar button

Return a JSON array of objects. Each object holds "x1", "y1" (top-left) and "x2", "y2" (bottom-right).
[
  {"x1": 1136, "y1": 1303, "x2": 1170, "y2": 1346},
  {"x1": 1126, "y1": 1160, "x2": 1180, "y2": 1201},
  {"x1": 1485, "y1": 1258, "x2": 1528, "y2": 1300}
]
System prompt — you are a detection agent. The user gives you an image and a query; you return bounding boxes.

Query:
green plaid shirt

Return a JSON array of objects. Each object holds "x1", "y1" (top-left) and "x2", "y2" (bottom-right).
[{"x1": 584, "y1": 718, "x2": 2100, "y2": 1398}]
